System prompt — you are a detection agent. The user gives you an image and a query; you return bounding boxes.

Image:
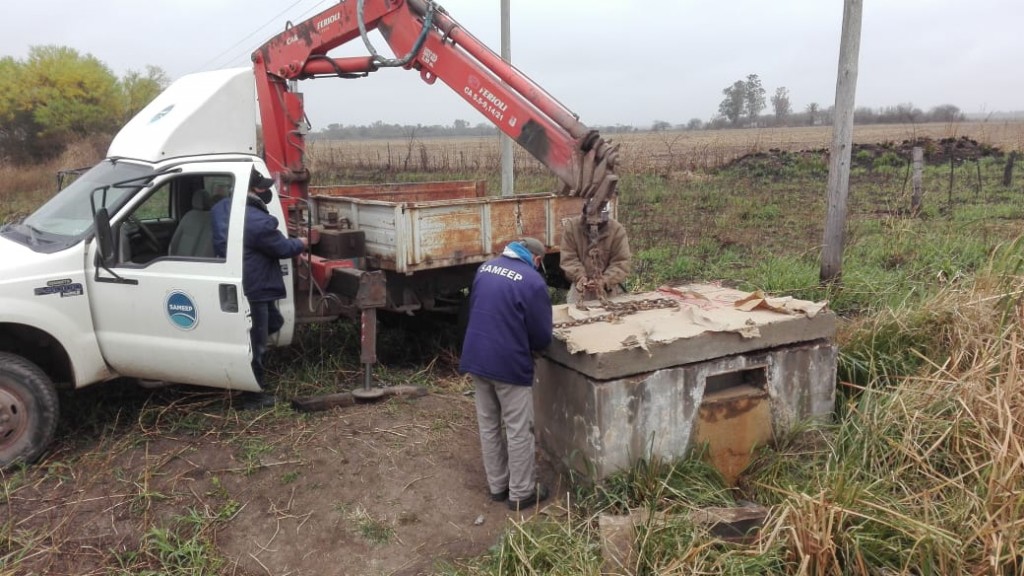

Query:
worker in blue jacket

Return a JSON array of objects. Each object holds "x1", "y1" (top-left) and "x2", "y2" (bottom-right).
[
  {"x1": 212, "y1": 169, "x2": 306, "y2": 406},
  {"x1": 460, "y1": 237, "x2": 553, "y2": 511}
]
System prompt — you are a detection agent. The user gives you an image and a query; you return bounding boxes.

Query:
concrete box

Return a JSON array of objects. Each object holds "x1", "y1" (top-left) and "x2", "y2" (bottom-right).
[{"x1": 534, "y1": 285, "x2": 837, "y2": 483}]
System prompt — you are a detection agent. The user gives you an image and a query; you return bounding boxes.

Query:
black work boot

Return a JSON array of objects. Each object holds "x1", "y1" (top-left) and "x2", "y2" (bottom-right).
[{"x1": 507, "y1": 484, "x2": 549, "y2": 511}]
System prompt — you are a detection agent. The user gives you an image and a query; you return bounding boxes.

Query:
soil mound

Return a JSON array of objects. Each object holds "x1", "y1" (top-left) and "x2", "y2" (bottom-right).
[{"x1": 726, "y1": 136, "x2": 1006, "y2": 175}]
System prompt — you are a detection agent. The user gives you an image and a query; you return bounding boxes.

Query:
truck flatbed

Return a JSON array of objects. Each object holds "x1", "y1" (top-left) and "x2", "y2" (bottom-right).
[{"x1": 310, "y1": 180, "x2": 584, "y2": 274}]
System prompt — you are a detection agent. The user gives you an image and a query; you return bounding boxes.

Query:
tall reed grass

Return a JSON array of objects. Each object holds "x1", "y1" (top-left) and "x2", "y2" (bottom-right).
[{"x1": 445, "y1": 249, "x2": 1024, "y2": 575}]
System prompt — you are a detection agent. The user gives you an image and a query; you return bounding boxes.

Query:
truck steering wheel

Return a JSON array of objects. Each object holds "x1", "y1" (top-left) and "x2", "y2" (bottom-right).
[{"x1": 127, "y1": 215, "x2": 161, "y2": 253}]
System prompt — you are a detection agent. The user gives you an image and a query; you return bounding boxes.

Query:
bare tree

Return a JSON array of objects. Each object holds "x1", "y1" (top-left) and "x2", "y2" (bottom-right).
[
  {"x1": 402, "y1": 125, "x2": 419, "y2": 170},
  {"x1": 654, "y1": 130, "x2": 686, "y2": 172},
  {"x1": 771, "y1": 87, "x2": 791, "y2": 126}
]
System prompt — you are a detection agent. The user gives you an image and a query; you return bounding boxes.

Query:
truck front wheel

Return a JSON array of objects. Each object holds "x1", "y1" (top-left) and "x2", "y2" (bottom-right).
[{"x1": 0, "y1": 352, "x2": 59, "y2": 469}]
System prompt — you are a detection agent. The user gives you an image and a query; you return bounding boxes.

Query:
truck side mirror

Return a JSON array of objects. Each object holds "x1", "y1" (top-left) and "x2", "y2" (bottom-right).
[{"x1": 94, "y1": 207, "x2": 116, "y2": 266}]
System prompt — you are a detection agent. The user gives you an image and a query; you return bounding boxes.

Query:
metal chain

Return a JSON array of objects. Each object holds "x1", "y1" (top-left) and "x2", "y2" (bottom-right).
[{"x1": 554, "y1": 297, "x2": 680, "y2": 329}]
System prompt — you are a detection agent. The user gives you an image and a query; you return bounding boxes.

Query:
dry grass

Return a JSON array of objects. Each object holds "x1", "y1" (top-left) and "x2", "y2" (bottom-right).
[
  {"x1": 747, "y1": 260, "x2": 1024, "y2": 574},
  {"x1": 0, "y1": 136, "x2": 107, "y2": 223},
  {"x1": 5, "y1": 123, "x2": 1024, "y2": 574},
  {"x1": 308, "y1": 121, "x2": 1024, "y2": 177}
]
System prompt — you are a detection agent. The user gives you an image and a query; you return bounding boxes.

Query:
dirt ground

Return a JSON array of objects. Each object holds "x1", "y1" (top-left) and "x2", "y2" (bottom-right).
[{"x1": 3, "y1": 387, "x2": 562, "y2": 575}]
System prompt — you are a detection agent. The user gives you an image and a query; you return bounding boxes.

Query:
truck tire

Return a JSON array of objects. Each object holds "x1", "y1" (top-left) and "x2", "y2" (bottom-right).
[{"x1": 0, "y1": 352, "x2": 59, "y2": 469}]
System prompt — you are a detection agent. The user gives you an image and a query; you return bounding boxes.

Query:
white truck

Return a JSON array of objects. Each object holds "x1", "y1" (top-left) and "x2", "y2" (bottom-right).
[{"x1": 0, "y1": 0, "x2": 621, "y2": 468}]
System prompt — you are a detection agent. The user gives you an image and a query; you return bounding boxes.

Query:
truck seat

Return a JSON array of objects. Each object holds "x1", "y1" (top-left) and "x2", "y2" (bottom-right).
[{"x1": 168, "y1": 189, "x2": 215, "y2": 258}]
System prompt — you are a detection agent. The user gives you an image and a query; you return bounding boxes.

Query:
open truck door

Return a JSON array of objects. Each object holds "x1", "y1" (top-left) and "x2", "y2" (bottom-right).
[{"x1": 86, "y1": 162, "x2": 263, "y2": 391}]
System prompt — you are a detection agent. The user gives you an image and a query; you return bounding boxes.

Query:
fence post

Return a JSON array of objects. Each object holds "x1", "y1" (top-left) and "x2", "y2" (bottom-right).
[
  {"x1": 911, "y1": 146, "x2": 923, "y2": 216},
  {"x1": 1004, "y1": 151, "x2": 1017, "y2": 188},
  {"x1": 947, "y1": 154, "x2": 955, "y2": 216}
]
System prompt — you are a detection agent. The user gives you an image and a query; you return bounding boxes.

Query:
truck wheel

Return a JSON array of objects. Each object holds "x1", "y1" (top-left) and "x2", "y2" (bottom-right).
[{"x1": 0, "y1": 352, "x2": 59, "y2": 469}]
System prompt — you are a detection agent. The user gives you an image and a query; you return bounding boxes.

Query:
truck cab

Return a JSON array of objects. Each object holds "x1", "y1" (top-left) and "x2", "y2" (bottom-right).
[
  {"x1": 2, "y1": 0, "x2": 626, "y2": 470},
  {"x1": 0, "y1": 69, "x2": 291, "y2": 467}
]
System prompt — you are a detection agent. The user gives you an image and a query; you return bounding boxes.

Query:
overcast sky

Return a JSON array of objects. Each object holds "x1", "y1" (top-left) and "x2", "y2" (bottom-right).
[{"x1": 3, "y1": 1, "x2": 1021, "y2": 129}]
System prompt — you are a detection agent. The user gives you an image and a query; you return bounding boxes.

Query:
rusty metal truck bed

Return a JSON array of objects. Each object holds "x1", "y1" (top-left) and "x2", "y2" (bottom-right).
[{"x1": 310, "y1": 180, "x2": 584, "y2": 274}]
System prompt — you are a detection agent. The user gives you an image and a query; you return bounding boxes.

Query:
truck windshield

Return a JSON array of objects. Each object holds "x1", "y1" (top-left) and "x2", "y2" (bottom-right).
[{"x1": 1, "y1": 160, "x2": 155, "y2": 252}]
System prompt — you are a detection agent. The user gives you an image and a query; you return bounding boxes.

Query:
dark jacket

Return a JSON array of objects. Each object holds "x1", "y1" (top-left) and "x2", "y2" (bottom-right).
[
  {"x1": 212, "y1": 195, "x2": 304, "y2": 302},
  {"x1": 211, "y1": 197, "x2": 230, "y2": 258},
  {"x1": 459, "y1": 251, "x2": 553, "y2": 386}
]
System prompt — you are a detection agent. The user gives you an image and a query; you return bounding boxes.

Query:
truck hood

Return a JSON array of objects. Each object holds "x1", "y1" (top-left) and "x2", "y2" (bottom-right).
[
  {"x1": 0, "y1": 234, "x2": 78, "y2": 282},
  {"x1": 107, "y1": 67, "x2": 258, "y2": 162}
]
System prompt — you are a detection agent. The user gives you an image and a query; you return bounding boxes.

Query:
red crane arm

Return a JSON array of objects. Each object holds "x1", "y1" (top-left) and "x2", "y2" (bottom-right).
[{"x1": 252, "y1": 0, "x2": 618, "y2": 216}]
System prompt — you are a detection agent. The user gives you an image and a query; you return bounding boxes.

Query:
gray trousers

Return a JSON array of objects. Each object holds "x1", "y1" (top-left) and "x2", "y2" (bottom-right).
[{"x1": 472, "y1": 374, "x2": 535, "y2": 501}]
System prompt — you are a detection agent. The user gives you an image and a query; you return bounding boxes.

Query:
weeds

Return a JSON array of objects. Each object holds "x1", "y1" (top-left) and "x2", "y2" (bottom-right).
[
  {"x1": 740, "y1": 272, "x2": 1024, "y2": 574},
  {"x1": 341, "y1": 504, "x2": 396, "y2": 545},
  {"x1": 5, "y1": 128, "x2": 1024, "y2": 574},
  {"x1": 116, "y1": 509, "x2": 227, "y2": 575},
  {"x1": 234, "y1": 437, "x2": 273, "y2": 476}
]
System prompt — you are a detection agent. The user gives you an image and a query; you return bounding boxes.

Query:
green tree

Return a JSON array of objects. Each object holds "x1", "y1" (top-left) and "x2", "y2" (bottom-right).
[
  {"x1": 0, "y1": 46, "x2": 167, "y2": 163},
  {"x1": 120, "y1": 65, "x2": 169, "y2": 123},
  {"x1": 651, "y1": 120, "x2": 672, "y2": 132},
  {"x1": 718, "y1": 80, "x2": 746, "y2": 126},
  {"x1": 928, "y1": 104, "x2": 963, "y2": 123},
  {"x1": 0, "y1": 56, "x2": 37, "y2": 159},
  {"x1": 25, "y1": 46, "x2": 122, "y2": 139},
  {"x1": 744, "y1": 74, "x2": 766, "y2": 124},
  {"x1": 806, "y1": 102, "x2": 820, "y2": 126},
  {"x1": 771, "y1": 86, "x2": 791, "y2": 126}
]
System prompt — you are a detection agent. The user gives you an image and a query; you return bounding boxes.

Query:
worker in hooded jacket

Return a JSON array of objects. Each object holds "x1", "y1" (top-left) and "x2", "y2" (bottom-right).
[
  {"x1": 460, "y1": 237, "x2": 552, "y2": 511},
  {"x1": 559, "y1": 201, "x2": 632, "y2": 304},
  {"x1": 211, "y1": 169, "x2": 306, "y2": 405}
]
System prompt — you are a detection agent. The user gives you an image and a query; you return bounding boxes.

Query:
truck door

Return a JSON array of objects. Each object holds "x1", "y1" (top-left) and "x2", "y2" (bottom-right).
[{"x1": 85, "y1": 162, "x2": 264, "y2": 391}]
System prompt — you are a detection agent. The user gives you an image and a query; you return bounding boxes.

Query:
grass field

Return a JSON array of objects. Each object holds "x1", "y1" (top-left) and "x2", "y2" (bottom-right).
[
  {"x1": 4, "y1": 122, "x2": 1024, "y2": 574},
  {"x1": 307, "y1": 121, "x2": 1024, "y2": 177}
]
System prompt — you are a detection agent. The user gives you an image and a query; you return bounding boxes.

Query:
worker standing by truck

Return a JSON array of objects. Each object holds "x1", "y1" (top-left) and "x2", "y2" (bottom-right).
[
  {"x1": 460, "y1": 238, "x2": 552, "y2": 511},
  {"x1": 560, "y1": 201, "x2": 632, "y2": 304},
  {"x1": 212, "y1": 169, "x2": 307, "y2": 407},
  {"x1": 0, "y1": 0, "x2": 626, "y2": 468}
]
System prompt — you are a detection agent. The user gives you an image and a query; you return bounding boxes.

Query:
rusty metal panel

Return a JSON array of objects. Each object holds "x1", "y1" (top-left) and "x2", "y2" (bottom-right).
[
  {"x1": 311, "y1": 180, "x2": 484, "y2": 202},
  {"x1": 310, "y1": 184, "x2": 592, "y2": 274},
  {"x1": 406, "y1": 203, "x2": 485, "y2": 269},
  {"x1": 487, "y1": 197, "x2": 553, "y2": 254},
  {"x1": 694, "y1": 385, "x2": 773, "y2": 486}
]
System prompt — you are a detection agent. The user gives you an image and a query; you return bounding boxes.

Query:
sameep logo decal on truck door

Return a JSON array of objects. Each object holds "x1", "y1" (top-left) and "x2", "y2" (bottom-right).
[{"x1": 165, "y1": 290, "x2": 199, "y2": 330}]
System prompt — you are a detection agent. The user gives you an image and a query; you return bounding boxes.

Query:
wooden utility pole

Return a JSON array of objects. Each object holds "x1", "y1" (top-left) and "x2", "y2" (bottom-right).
[
  {"x1": 911, "y1": 147, "x2": 923, "y2": 215},
  {"x1": 820, "y1": 0, "x2": 863, "y2": 282},
  {"x1": 499, "y1": 0, "x2": 514, "y2": 197}
]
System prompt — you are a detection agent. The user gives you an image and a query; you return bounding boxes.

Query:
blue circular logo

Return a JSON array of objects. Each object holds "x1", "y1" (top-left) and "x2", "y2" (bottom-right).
[{"x1": 166, "y1": 291, "x2": 199, "y2": 330}]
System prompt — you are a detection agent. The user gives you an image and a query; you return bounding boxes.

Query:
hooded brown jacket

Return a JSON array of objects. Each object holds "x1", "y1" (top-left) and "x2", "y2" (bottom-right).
[{"x1": 559, "y1": 215, "x2": 631, "y2": 293}]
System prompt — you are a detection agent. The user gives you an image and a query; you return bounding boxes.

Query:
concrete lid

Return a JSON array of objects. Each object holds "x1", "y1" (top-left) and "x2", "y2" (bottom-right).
[{"x1": 544, "y1": 284, "x2": 836, "y2": 380}]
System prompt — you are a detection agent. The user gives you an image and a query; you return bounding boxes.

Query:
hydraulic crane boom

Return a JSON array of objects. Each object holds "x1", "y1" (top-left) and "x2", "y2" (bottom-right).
[{"x1": 252, "y1": 0, "x2": 619, "y2": 226}]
